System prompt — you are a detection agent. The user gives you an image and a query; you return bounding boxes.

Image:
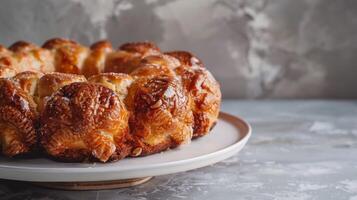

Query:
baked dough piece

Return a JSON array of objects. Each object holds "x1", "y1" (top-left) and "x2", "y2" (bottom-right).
[
  {"x1": 0, "y1": 79, "x2": 38, "y2": 156},
  {"x1": 0, "y1": 46, "x2": 19, "y2": 78},
  {"x1": 169, "y1": 51, "x2": 221, "y2": 138},
  {"x1": 88, "y1": 72, "x2": 133, "y2": 101},
  {"x1": 125, "y1": 75, "x2": 193, "y2": 156},
  {"x1": 120, "y1": 42, "x2": 161, "y2": 56},
  {"x1": 39, "y1": 82, "x2": 130, "y2": 162},
  {"x1": 130, "y1": 55, "x2": 180, "y2": 78},
  {"x1": 175, "y1": 66, "x2": 221, "y2": 138},
  {"x1": 42, "y1": 38, "x2": 89, "y2": 74},
  {"x1": 9, "y1": 41, "x2": 55, "y2": 73},
  {"x1": 104, "y1": 42, "x2": 161, "y2": 74},
  {"x1": 82, "y1": 40, "x2": 113, "y2": 78},
  {"x1": 165, "y1": 51, "x2": 203, "y2": 68},
  {"x1": 12, "y1": 71, "x2": 43, "y2": 96},
  {"x1": 130, "y1": 64, "x2": 174, "y2": 77},
  {"x1": 37, "y1": 72, "x2": 86, "y2": 112}
]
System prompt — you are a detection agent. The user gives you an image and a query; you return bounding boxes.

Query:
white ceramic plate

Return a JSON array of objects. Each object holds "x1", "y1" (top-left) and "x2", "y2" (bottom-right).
[{"x1": 0, "y1": 112, "x2": 251, "y2": 182}]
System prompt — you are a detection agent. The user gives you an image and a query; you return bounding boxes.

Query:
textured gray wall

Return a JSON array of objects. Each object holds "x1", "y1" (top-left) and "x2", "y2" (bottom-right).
[{"x1": 0, "y1": 0, "x2": 356, "y2": 99}]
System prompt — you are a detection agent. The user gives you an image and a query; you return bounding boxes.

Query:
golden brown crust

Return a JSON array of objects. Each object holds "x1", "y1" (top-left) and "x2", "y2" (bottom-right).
[
  {"x1": 12, "y1": 71, "x2": 43, "y2": 96},
  {"x1": 175, "y1": 66, "x2": 221, "y2": 138},
  {"x1": 141, "y1": 55, "x2": 181, "y2": 69},
  {"x1": 0, "y1": 53, "x2": 20, "y2": 78},
  {"x1": 119, "y1": 42, "x2": 161, "y2": 56},
  {"x1": 0, "y1": 44, "x2": 17, "y2": 77},
  {"x1": 103, "y1": 42, "x2": 163, "y2": 74},
  {"x1": 9, "y1": 42, "x2": 55, "y2": 73},
  {"x1": 9, "y1": 41, "x2": 38, "y2": 53},
  {"x1": 40, "y1": 82, "x2": 130, "y2": 162},
  {"x1": 90, "y1": 40, "x2": 113, "y2": 51},
  {"x1": 104, "y1": 50, "x2": 142, "y2": 74},
  {"x1": 82, "y1": 41, "x2": 113, "y2": 78},
  {"x1": 106, "y1": 54, "x2": 178, "y2": 78},
  {"x1": 88, "y1": 72, "x2": 133, "y2": 101},
  {"x1": 165, "y1": 51, "x2": 203, "y2": 68},
  {"x1": 37, "y1": 72, "x2": 86, "y2": 112},
  {"x1": 0, "y1": 79, "x2": 38, "y2": 156},
  {"x1": 42, "y1": 38, "x2": 89, "y2": 74},
  {"x1": 129, "y1": 55, "x2": 179, "y2": 78},
  {"x1": 130, "y1": 64, "x2": 175, "y2": 77},
  {"x1": 37, "y1": 72, "x2": 86, "y2": 98},
  {"x1": 126, "y1": 76, "x2": 193, "y2": 156}
]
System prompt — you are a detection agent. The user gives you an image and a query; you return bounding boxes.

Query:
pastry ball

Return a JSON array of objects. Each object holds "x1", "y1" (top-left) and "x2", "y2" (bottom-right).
[
  {"x1": 42, "y1": 38, "x2": 89, "y2": 74},
  {"x1": 126, "y1": 75, "x2": 193, "y2": 156},
  {"x1": 165, "y1": 51, "x2": 203, "y2": 68},
  {"x1": 0, "y1": 79, "x2": 38, "y2": 156},
  {"x1": 9, "y1": 41, "x2": 38, "y2": 53},
  {"x1": 129, "y1": 55, "x2": 180, "y2": 78},
  {"x1": 9, "y1": 41, "x2": 55, "y2": 73},
  {"x1": 0, "y1": 54, "x2": 19, "y2": 78},
  {"x1": 104, "y1": 42, "x2": 161, "y2": 74},
  {"x1": 82, "y1": 40, "x2": 113, "y2": 78},
  {"x1": 39, "y1": 82, "x2": 130, "y2": 162},
  {"x1": 12, "y1": 71, "x2": 43, "y2": 96},
  {"x1": 175, "y1": 66, "x2": 221, "y2": 138},
  {"x1": 104, "y1": 50, "x2": 142, "y2": 74},
  {"x1": 119, "y1": 42, "x2": 161, "y2": 56},
  {"x1": 0, "y1": 44, "x2": 16, "y2": 77},
  {"x1": 37, "y1": 72, "x2": 86, "y2": 112}
]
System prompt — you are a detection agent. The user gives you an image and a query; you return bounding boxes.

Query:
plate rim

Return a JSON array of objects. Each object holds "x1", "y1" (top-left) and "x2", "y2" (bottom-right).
[{"x1": 0, "y1": 112, "x2": 252, "y2": 182}]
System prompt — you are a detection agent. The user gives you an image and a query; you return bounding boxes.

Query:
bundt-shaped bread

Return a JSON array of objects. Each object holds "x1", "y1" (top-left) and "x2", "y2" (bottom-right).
[{"x1": 0, "y1": 38, "x2": 221, "y2": 162}]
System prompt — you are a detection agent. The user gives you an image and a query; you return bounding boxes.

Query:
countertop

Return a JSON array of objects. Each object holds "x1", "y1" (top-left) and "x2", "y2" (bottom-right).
[{"x1": 1, "y1": 100, "x2": 356, "y2": 200}]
